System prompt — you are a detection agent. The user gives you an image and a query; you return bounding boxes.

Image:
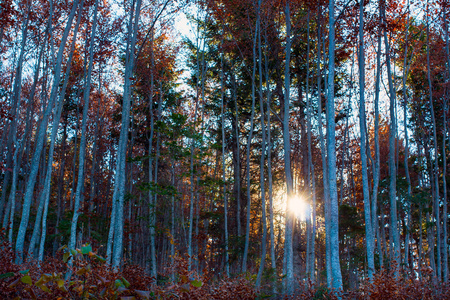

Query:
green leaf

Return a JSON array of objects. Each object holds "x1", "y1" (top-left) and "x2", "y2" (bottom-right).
[
  {"x1": 19, "y1": 269, "x2": 30, "y2": 275},
  {"x1": 95, "y1": 254, "x2": 106, "y2": 263},
  {"x1": 76, "y1": 267, "x2": 87, "y2": 276},
  {"x1": 70, "y1": 249, "x2": 77, "y2": 256},
  {"x1": 21, "y1": 275, "x2": 32, "y2": 285},
  {"x1": 56, "y1": 279, "x2": 65, "y2": 288},
  {"x1": 63, "y1": 252, "x2": 71, "y2": 263},
  {"x1": 121, "y1": 277, "x2": 130, "y2": 288},
  {"x1": 115, "y1": 279, "x2": 124, "y2": 288},
  {"x1": 81, "y1": 244, "x2": 92, "y2": 255},
  {"x1": 38, "y1": 283, "x2": 50, "y2": 292},
  {"x1": 191, "y1": 279, "x2": 202, "y2": 287},
  {"x1": 0, "y1": 272, "x2": 14, "y2": 279}
]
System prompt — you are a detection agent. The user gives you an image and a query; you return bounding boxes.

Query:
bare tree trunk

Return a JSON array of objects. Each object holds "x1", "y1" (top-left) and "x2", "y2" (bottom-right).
[
  {"x1": 31, "y1": 1, "x2": 84, "y2": 261},
  {"x1": 188, "y1": 25, "x2": 203, "y2": 271},
  {"x1": 151, "y1": 83, "x2": 163, "y2": 275},
  {"x1": 220, "y1": 45, "x2": 230, "y2": 277},
  {"x1": 69, "y1": 0, "x2": 99, "y2": 251},
  {"x1": 305, "y1": 9, "x2": 316, "y2": 282},
  {"x1": 373, "y1": 21, "x2": 383, "y2": 270},
  {"x1": 283, "y1": 1, "x2": 295, "y2": 294},
  {"x1": 358, "y1": 0, "x2": 375, "y2": 279},
  {"x1": 426, "y1": 1, "x2": 442, "y2": 280},
  {"x1": 0, "y1": 2, "x2": 31, "y2": 222},
  {"x1": 381, "y1": 0, "x2": 401, "y2": 272},
  {"x1": 146, "y1": 33, "x2": 156, "y2": 277},
  {"x1": 443, "y1": 1, "x2": 450, "y2": 282},
  {"x1": 242, "y1": 9, "x2": 258, "y2": 273},
  {"x1": 263, "y1": 26, "x2": 276, "y2": 294},
  {"x1": 110, "y1": 0, "x2": 142, "y2": 268},
  {"x1": 401, "y1": 0, "x2": 413, "y2": 273},
  {"x1": 15, "y1": 0, "x2": 79, "y2": 263},
  {"x1": 327, "y1": 0, "x2": 343, "y2": 290},
  {"x1": 316, "y1": 6, "x2": 332, "y2": 286},
  {"x1": 256, "y1": 0, "x2": 267, "y2": 285},
  {"x1": 3, "y1": 14, "x2": 46, "y2": 235}
]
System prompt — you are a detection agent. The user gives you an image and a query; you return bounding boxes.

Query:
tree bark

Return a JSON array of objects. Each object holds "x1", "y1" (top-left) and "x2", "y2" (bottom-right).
[
  {"x1": 327, "y1": 0, "x2": 343, "y2": 290},
  {"x1": 242, "y1": 8, "x2": 258, "y2": 273},
  {"x1": 110, "y1": 0, "x2": 143, "y2": 268},
  {"x1": 381, "y1": 0, "x2": 401, "y2": 272},
  {"x1": 256, "y1": 0, "x2": 267, "y2": 286},
  {"x1": 282, "y1": 0, "x2": 295, "y2": 294},
  {"x1": 358, "y1": 0, "x2": 375, "y2": 279},
  {"x1": 15, "y1": 0, "x2": 80, "y2": 263}
]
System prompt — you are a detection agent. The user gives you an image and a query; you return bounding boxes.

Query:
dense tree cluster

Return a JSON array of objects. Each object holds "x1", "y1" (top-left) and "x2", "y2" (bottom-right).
[{"x1": 1, "y1": 0, "x2": 450, "y2": 297}]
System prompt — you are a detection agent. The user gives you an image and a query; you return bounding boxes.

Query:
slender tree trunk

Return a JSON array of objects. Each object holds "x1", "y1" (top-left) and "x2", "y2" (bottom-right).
[
  {"x1": 146, "y1": 33, "x2": 156, "y2": 277},
  {"x1": 316, "y1": 6, "x2": 332, "y2": 286},
  {"x1": 327, "y1": 0, "x2": 343, "y2": 290},
  {"x1": 424, "y1": 142, "x2": 437, "y2": 277},
  {"x1": 283, "y1": 1, "x2": 295, "y2": 294},
  {"x1": 0, "y1": 2, "x2": 31, "y2": 222},
  {"x1": 151, "y1": 83, "x2": 163, "y2": 275},
  {"x1": 401, "y1": 1, "x2": 413, "y2": 273},
  {"x1": 188, "y1": 28, "x2": 202, "y2": 272},
  {"x1": 15, "y1": 0, "x2": 79, "y2": 263},
  {"x1": 426, "y1": 2, "x2": 442, "y2": 280},
  {"x1": 30, "y1": 1, "x2": 84, "y2": 260},
  {"x1": 305, "y1": 9, "x2": 316, "y2": 282},
  {"x1": 373, "y1": 22, "x2": 382, "y2": 270},
  {"x1": 220, "y1": 45, "x2": 230, "y2": 277},
  {"x1": 381, "y1": 0, "x2": 401, "y2": 272},
  {"x1": 358, "y1": 0, "x2": 375, "y2": 279},
  {"x1": 263, "y1": 27, "x2": 276, "y2": 294},
  {"x1": 171, "y1": 161, "x2": 175, "y2": 279},
  {"x1": 110, "y1": 0, "x2": 142, "y2": 268},
  {"x1": 232, "y1": 75, "x2": 241, "y2": 239},
  {"x1": 3, "y1": 14, "x2": 46, "y2": 235},
  {"x1": 256, "y1": 0, "x2": 267, "y2": 285},
  {"x1": 69, "y1": 0, "x2": 99, "y2": 251},
  {"x1": 242, "y1": 9, "x2": 258, "y2": 273},
  {"x1": 443, "y1": 1, "x2": 450, "y2": 282}
]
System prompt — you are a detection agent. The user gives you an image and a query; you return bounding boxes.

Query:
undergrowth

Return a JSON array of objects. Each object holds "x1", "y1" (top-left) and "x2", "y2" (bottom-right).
[{"x1": 1, "y1": 233, "x2": 450, "y2": 299}]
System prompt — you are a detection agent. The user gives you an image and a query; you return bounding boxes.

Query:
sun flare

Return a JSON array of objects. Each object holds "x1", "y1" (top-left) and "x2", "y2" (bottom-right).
[{"x1": 288, "y1": 195, "x2": 309, "y2": 221}]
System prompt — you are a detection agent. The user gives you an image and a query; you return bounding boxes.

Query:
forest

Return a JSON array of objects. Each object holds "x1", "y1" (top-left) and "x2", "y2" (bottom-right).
[{"x1": 1, "y1": 0, "x2": 450, "y2": 298}]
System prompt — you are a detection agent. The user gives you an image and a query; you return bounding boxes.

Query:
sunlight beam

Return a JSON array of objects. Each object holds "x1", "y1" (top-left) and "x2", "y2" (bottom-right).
[{"x1": 288, "y1": 194, "x2": 309, "y2": 221}]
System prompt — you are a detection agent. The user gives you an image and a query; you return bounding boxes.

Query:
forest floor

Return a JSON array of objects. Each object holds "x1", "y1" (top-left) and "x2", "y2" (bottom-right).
[{"x1": 2, "y1": 239, "x2": 450, "y2": 300}]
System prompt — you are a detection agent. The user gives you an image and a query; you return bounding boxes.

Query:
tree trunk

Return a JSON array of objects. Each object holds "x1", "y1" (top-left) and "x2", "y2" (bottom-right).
[
  {"x1": 110, "y1": 0, "x2": 143, "y2": 268},
  {"x1": 358, "y1": 0, "x2": 375, "y2": 279},
  {"x1": 327, "y1": 0, "x2": 343, "y2": 290},
  {"x1": 69, "y1": 0, "x2": 99, "y2": 251},
  {"x1": 381, "y1": 0, "x2": 401, "y2": 272},
  {"x1": 426, "y1": 2, "x2": 441, "y2": 280},
  {"x1": 15, "y1": 0, "x2": 80, "y2": 263},
  {"x1": 401, "y1": 1, "x2": 413, "y2": 273},
  {"x1": 220, "y1": 43, "x2": 230, "y2": 277},
  {"x1": 256, "y1": 0, "x2": 267, "y2": 286},
  {"x1": 283, "y1": 0, "x2": 295, "y2": 294},
  {"x1": 443, "y1": 1, "x2": 450, "y2": 282},
  {"x1": 0, "y1": 2, "x2": 31, "y2": 222},
  {"x1": 30, "y1": 1, "x2": 84, "y2": 260},
  {"x1": 242, "y1": 8, "x2": 258, "y2": 273},
  {"x1": 263, "y1": 26, "x2": 276, "y2": 294},
  {"x1": 316, "y1": 6, "x2": 332, "y2": 287},
  {"x1": 373, "y1": 19, "x2": 382, "y2": 270}
]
